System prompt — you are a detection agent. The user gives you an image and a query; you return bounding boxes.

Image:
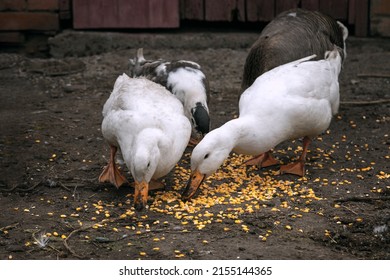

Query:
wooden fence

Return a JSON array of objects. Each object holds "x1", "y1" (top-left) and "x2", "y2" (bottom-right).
[{"x1": 72, "y1": 0, "x2": 369, "y2": 36}]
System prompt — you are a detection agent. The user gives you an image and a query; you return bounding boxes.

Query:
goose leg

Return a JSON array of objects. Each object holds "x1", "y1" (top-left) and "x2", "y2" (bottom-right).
[
  {"x1": 99, "y1": 145, "x2": 128, "y2": 188},
  {"x1": 131, "y1": 179, "x2": 164, "y2": 190},
  {"x1": 280, "y1": 136, "x2": 311, "y2": 177},
  {"x1": 242, "y1": 151, "x2": 279, "y2": 168}
]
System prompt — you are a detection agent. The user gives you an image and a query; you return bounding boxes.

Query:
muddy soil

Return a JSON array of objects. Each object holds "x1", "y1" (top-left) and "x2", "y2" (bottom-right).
[{"x1": 0, "y1": 33, "x2": 389, "y2": 260}]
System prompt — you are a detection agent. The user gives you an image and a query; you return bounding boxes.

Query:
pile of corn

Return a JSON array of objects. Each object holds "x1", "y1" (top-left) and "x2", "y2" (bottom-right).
[{"x1": 148, "y1": 151, "x2": 322, "y2": 232}]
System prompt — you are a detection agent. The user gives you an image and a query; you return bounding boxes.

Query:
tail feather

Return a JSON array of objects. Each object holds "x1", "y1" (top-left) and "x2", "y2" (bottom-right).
[
  {"x1": 136, "y1": 48, "x2": 145, "y2": 63},
  {"x1": 128, "y1": 48, "x2": 165, "y2": 78},
  {"x1": 129, "y1": 48, "x2": 146, "y2": 77},
  {"x1": 336, "y1": 21, "x2": 348, "y2": 61},
  {"x1": 284, "y1": 54, "x2": 317, "y2": 68},
  {"x1": 325, "y1": 46, "x2": 342, "y2": 76},
  {"x1": 337, "y1": 21, "x2": 349, "y2": 42}
]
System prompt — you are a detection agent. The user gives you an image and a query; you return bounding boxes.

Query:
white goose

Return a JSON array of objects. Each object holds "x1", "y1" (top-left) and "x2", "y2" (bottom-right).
[
  {"x1": 241, "y1": 8, "x2": 348, "y2": 168},
  {"x1": 99, "y1": 74, "x2": 191, "y2": 210},
  {"x1": 182, "y1": 48, "x2": 342, "y2": 200}
]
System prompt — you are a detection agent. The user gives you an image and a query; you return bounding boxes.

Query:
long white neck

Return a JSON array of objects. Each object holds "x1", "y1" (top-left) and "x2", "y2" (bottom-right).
[
  {"x1": 215, "y1": 116, "x2": 283, "y2": 156},
  {"x1": 192, "y1": 115, "x2": 289, "y2": 177}
]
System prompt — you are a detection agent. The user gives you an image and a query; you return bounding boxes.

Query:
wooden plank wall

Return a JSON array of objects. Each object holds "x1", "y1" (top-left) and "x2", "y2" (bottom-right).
[
  {"x1": 179, "y1": 0, "x2": 368, "y2": 36},
  {"x1": 204, "y1": 0, "x2": 245, "y2": 22},
  {"x1": 275, "y1": 0, "x2": 301, "y2": 15},
  {"x1": 319, "y1": 0, "x2": 349, "y2": 20},
  {"x1": 180, "y1": 0, "x2": 203, "y2": 20},
  {"x1": 180, "y1": 0, "x2": 352, "y2": 22},
  {"x1": 246, "y1": 0, "x2": 274, "y2": 22},
  {"x1": 73, "y1": 0, "x2": 179, "y2": 29},
  {"x1": 72, "y1": 0, "x2": 369, "y2": 36},
  {"x1": 351, "y1": 0, "x2": 369, "y2": 36}
]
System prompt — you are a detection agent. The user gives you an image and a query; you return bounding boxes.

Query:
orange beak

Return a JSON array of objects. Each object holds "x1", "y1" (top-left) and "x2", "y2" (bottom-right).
[
  {"x1": 134, "y1": 180, "x2": 149, "y2": 211},
  {"x1": 181, "y1": 169, "x2": 205, "y2": 201}
]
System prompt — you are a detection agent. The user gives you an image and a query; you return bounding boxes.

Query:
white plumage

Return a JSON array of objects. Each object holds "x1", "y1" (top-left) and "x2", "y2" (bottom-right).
[
  {"x1": 129, "y1": 49, "x2": 210, "y2": 143},
  {"x1": 99, "y1": 74, "x2": 191, "y2": 210},
  {"x1": 182, "y1": 49, "x2": 342, "y2": 200}
]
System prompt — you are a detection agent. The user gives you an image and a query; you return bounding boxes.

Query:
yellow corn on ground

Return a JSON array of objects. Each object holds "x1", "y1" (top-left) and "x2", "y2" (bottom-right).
[{"x1": 42, "y1": 143, "x2": 379, "y2": 248}]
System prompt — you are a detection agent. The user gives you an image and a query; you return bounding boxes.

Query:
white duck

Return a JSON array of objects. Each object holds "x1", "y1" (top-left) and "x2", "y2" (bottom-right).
[
  {"x1": 182, "y1": 48, "x2": 342, "y2": 200},
  {"x1": 99, "y1": 74, "x2": 191, "y2": 210},
  {"x1": 129, "y1": 48, "x2": 210, "y2": 144},
  {"x1": 241, "y1": 8, "x2": 348, "y2": 168}
]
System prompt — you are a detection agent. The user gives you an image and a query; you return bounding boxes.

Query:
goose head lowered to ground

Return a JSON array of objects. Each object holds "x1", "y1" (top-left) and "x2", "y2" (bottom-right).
[
  {"x1": 182, "y1": 48, "x2": 342, "y2": 200},
  {"x1": 240, "y1": 8, "x2": 348, "y2": 169},
  {"x1": 99, "y1": 74, "x2": 191, "y2": 210}
]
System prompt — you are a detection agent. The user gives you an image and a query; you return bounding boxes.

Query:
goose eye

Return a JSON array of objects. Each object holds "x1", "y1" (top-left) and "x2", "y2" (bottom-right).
[
  {"x1": 147, "y1": 162, "x2": 150, "y2": 168},
  {"x1": 204, "y1": 154, "x2": 209, "y2": 159}
]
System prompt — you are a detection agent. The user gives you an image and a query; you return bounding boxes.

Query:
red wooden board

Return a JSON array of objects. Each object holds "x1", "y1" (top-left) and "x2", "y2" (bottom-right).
[
  {"x1": 275, "y1": 0, "x2": 300, "y2": 15},
  {"x1": 73, "y1": 0, "x2": 179, "y2": 29},
  {"x1": 354, "y1": 0, "x2": 369, "y2": 36},
  {"x1": 246, "y1": 0, "x2": 275, "y2": 22},
  {"x1": 348, "y1": 0, "x2": 357, "y2": 25},
  {"x1": 319, "y1": 0, "x2": 348, "y2": 20},
  {"x1": 71, "y1": 0, "x2": 370, "y2": 36},
  {"x1": 204, "y1": 0, "x2": 245, "y2": 22},
  {"x1": 180, "y1": 0, "x2": 204, "y2": 20}
]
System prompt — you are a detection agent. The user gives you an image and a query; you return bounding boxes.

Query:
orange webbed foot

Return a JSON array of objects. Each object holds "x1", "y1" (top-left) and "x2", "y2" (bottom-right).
[
  {"x1": 279, "y1": 136, "x2": 311, "y2": 177},
  {"x1": 99, "y1": 145, "x2": 128, "y2": 188},
  {"x1": 99, "y1": 163, "x2": 128, "y2": 188},
  {"x1": 242, "y1": 152, "x2": 279, "y2": 168},
  {"x1": 280, "y1": 161, "x2": 306, "y2": 177}
]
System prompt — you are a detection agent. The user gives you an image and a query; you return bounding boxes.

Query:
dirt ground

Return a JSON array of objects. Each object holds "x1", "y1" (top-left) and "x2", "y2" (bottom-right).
[{"x1": 0, "y1": 32, "x2": 389, "y2": 260}]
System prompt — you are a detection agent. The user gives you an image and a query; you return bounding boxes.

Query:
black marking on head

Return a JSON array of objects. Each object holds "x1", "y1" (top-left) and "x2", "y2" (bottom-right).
[
  {"x1": 167, "y1": 83, "x2": 174, "y2": 93},
  {"x1": 165, "y1": 61, "x2": 201, "y2": 75},
  {"x1": 129, "y1": 58, "x2": 165, "y2": 78},
  {"x1": 128, "y1": 49, "x2": 167, "y2": 81},
  {"x1": 192, "y1": 103, "x2": 210, "y2": 135}
]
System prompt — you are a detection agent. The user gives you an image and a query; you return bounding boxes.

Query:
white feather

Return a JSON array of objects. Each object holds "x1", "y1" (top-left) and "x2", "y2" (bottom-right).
[
  {"x1": 102, "y1": 74, "x2": 191, "y2": 182},
  {"x1": 190, "y1": 50, "x2": 341, "y2": 176}
]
